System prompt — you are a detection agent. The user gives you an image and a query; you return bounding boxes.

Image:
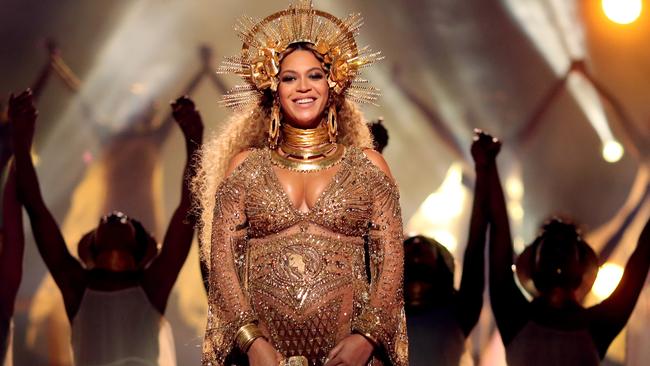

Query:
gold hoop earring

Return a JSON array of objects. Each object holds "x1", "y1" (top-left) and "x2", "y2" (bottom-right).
[
  {"x1": 269, "y1": 101, "x2": 281, "y2": 149},
  {"x1": 327, "y1": 103, "x2": 338, "y2": 143}
]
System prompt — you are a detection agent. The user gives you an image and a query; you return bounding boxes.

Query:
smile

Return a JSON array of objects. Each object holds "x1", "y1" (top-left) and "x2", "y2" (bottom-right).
[{"x1": 294, "y1": 97, "x2": 316, "y2": 105}]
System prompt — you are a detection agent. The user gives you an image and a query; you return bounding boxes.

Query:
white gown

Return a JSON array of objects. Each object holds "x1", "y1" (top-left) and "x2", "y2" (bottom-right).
[{"x1": 71, "y1": 286, "x2": 176, "y2": 366}]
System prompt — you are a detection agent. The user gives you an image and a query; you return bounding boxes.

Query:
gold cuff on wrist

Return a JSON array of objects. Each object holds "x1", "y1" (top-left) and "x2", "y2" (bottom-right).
[{"x1": 235, "y1": 323, "x2": 265, "y2": 352}]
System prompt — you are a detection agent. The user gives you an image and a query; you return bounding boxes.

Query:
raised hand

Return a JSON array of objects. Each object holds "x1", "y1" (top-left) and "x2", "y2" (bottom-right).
[
  {"x1": 141, "y1": 95, "x2": 205, "y2": 313},
  {"x1": 171, "y1": 96, "x2": 203, "y2": 145},
  {"x1": 324, "y1": 334, "x2": 374, "y2": 366},
  {"x1": 8, "y1": 89, "x2": 37, "y2": 150},
  {"x1": 471, "y1": 128, "x2": 501, "y2": 167}
]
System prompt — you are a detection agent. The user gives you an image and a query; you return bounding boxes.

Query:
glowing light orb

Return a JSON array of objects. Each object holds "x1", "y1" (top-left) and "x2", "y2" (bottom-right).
[
  {"x1": 592, "y1": 263, "x2": 624, "y2": 300},
  {"x1": 602, "y1": 0, "x2": 642, "y2": 25},
  {"x1": 506, "y1": 176, "x2": 524, "y2": 200},
  {"x1": 602, "y1": 140, "x2": 624, "y2": 163}
]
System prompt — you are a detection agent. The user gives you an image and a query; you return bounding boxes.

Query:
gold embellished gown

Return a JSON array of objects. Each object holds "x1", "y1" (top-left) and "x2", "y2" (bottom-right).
[{"x1": 202, "y1": 147, "x2": 408, "y2": 366}]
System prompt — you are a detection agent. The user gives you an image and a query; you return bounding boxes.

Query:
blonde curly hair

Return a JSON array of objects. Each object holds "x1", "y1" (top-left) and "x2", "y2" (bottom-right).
[{"x1": 192, "y1": 98, "x2": 373, "y2": 262}]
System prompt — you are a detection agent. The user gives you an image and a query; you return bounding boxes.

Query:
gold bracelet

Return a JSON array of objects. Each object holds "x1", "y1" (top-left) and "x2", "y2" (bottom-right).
[{"x1": 235, "y1": 323, "x2": 265, "y2": 352}]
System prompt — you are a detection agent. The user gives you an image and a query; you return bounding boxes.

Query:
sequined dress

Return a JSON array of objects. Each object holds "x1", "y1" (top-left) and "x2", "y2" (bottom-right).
[{"x1": 202, "y1": 147, "x2": 408, "y2": 366}]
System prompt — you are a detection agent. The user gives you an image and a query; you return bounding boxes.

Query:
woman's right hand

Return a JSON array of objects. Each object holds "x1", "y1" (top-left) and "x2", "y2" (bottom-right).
[
  {"x1": 247, "y1": 338, "x2": 284, "y2": 366},
  {"x1": 8, "y1": 89, "x2": 37, "y2": 150},
  {"x1": 171, "y1": 95, "x2": 203, "y2": 145},
  {"x1": 471, "y1": 128, "x2": 501, "y2": 167}
]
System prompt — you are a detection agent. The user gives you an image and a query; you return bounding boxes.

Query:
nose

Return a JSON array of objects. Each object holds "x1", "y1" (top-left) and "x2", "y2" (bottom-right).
[{"x1": 297, "y1": 76, "x2": 311, "y2": 92}]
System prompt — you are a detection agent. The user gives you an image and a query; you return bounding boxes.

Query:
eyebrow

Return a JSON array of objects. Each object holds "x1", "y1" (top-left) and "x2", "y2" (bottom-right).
[{"x1": 280, "y1": 67, "x2": 324, "y2": 75}]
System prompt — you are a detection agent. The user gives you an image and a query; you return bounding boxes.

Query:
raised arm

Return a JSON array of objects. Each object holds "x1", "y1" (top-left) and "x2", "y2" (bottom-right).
[
  {"x1": 0, "y1": 162, "x2": 23, "y2": 323},
  {"x1": 9, "y1": 90, "x2": 85, "y2": 319},
  {"x1": 454, "y1": 130, "x2": 491, "y2": 336},
  {"x1": 142, "y1": 96, "x2": 203, "y2": 313},
  {"x1": 340, "y1": 150, "x2": 407, "y2": 366},
  {"x1": 483, "y1": 131, "x2": 530, "y2": 346},
  {"x1": 29, "y1": 40, "x2": 58, "y2": 101},
  {"x1": 590, "y1": 215, "x2": 650, "y2": 358}
]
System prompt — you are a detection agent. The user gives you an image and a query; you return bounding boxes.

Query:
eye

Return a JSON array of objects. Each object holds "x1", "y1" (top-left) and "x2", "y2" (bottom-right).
[
  {"x1": 309, "y1": 72, "x2": 324, "y2": 80},
  {"x1": 281, "y1": 75, "x2": 296, "y2": 82}
]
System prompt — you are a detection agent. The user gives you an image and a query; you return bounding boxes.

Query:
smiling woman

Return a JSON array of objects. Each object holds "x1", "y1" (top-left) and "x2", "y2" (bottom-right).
[
  {"x1": 277, "y1": 47, "x2": 330, "y2": 129},
  {"x1": 194, "y1": 2, "x2": 408, "y2": 366}
]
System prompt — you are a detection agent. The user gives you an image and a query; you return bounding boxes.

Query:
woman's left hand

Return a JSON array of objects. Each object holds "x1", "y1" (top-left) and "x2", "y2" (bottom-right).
[{"x1": 324, "y1": 334, "x2": 374, "y2": 366}]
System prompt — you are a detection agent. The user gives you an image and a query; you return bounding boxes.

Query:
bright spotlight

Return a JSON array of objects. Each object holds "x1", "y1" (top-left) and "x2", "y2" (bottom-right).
[
  {"x1": 592, "y1": 263, "x2": 624, "y2": 300},
  {"x1": 508, "y1": 202, "x2": 525, "y2": 222},
  {"x1": 425, "y1": 229, "x2": 458, "y2": 253},
  {"x1": 602, "y1": 0, "x2": 642, "y2": 25},
  {"x1": 602, "y1": 140, "x2": 624, "y2": 163},
  {"x1": 506, "y1": 176, "x2": 524, "y2": 200}
]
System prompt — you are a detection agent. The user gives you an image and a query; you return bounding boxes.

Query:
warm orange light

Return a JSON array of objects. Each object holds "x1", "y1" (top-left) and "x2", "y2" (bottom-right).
[
  {"x1": 602, "y1": 0, "x2": 642, "y2": 25},
  {"x1": 592, "y1": 263, "x2": 624, "y2": 300}
]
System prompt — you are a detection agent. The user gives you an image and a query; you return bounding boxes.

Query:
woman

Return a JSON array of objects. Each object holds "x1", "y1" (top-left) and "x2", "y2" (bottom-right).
[
  {"x1": 197, "y1": 2, "x2": 407, "y2": 366},
  {"x1": 404, "y1": 129, "x2": 493, "y2": 366},
  {"x1": 485, "y1": 131, "x2": 650, "y2": 365},
  {"x1": 10, "y1": 91, "x2": 203, "y2": 366}
]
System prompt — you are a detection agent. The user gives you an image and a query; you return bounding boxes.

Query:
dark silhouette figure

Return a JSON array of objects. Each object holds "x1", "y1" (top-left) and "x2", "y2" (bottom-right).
[
  {"x1": 0, "y1": 42, "x2": 57, "y2": 362},
  {"x1": 486, "y1": 131, "x2": 650, "y2": 365},
  {"x1": 0, "y1": 160, "x2": 22, "y2": 364},
  {"x1": 9, "y1": 91, "x2": 203, "y2": 366},
  {"x1": 404, "y1": 129, "x2": 492, "y2": 365},
  {"x1": 367, "y1": 118, "x2": 388, "y2": 153}
]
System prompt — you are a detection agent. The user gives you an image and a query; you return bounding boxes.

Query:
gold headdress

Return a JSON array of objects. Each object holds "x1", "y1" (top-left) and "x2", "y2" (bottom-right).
[{"x1": 218, "y1": 0, "x2": 383, "y2": 109}]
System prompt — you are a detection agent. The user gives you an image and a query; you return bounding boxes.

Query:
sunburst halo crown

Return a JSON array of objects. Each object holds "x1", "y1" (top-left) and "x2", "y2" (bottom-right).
[{"x1": 218, "y1": 0, "x2": 383, "y2": 109}]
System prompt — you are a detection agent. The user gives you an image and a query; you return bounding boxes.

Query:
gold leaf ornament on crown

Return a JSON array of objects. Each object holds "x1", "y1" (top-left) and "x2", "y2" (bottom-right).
[{"x1": 218, "y1": 0, "x2": 384, "y2": 109}]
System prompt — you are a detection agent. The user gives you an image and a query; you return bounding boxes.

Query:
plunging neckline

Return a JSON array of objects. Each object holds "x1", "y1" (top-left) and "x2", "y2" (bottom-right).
[{"x1": 266, "y1": 147, "x2": 348, "y2": 216}]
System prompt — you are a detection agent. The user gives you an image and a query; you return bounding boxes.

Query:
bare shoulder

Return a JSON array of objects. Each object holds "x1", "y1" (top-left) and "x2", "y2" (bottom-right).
[
  {"x1": 362, "y1": 148, "x2": 395, "y2": 181},
  {"x1": 224, "y1": 150, "x2": 253, "y2": 177}
]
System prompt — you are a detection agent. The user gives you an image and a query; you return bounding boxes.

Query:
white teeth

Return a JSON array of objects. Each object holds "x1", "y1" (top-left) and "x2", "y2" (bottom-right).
[{"x1": 296, "y1": 98, "x2": 315, "y2": 104}]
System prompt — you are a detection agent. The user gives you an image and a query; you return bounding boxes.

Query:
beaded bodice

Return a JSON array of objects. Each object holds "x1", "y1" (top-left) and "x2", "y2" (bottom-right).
[
  {"x1": 202, "y1": 147, "x2": 408, "y2": 366},
  {"x1": 246, "y1": 148, "x2": 372, "y2": 238}
]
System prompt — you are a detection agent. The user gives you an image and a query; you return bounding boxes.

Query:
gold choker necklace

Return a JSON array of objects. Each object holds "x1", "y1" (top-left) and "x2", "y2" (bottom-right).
[{"x1": 271, "y1": 123, "x2": 345, "y2": 172}]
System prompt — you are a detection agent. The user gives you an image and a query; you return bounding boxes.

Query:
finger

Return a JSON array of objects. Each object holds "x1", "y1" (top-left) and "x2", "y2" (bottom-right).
[
  {"x1": 327, "y1": 342, "x2": 344, "y2": 360},
  {"x1": 324, "y1": 355, "x2": 345, "y2": 366},
  {"x1": 275, "y1": 352, "x2": 284, "y2": 363}
]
